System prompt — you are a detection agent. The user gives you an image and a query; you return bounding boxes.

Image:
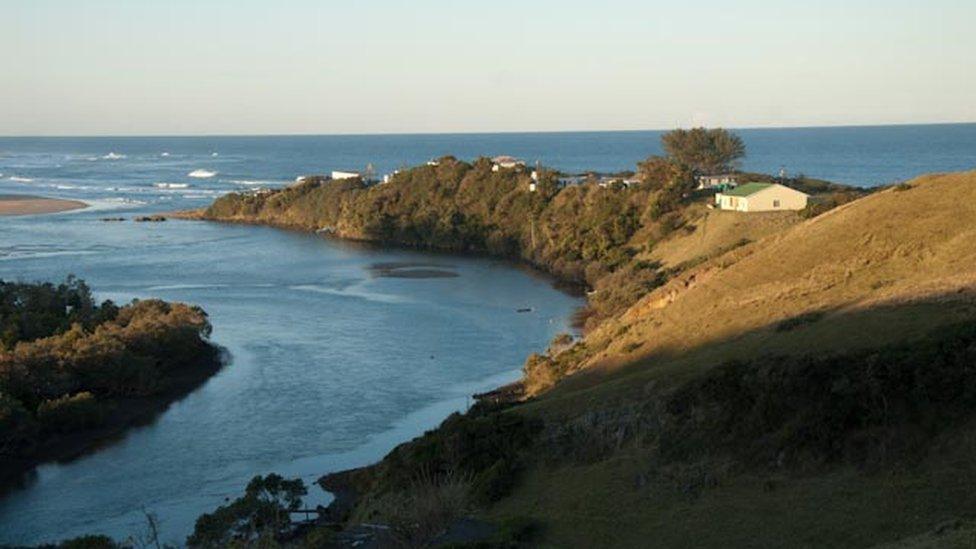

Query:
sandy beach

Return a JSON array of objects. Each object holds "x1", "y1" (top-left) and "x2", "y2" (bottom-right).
[{"x1": 0, "y1": 194, "x2": 87, "y2": 216}]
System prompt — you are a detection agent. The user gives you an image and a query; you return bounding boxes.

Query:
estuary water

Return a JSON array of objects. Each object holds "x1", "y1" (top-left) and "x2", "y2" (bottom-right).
[
  {"x1": 0, "y1": 125, "x2": 974, "y2": 544},
  {"x1": 0, "y1": 214, "x2": 581, "y2": 545}
]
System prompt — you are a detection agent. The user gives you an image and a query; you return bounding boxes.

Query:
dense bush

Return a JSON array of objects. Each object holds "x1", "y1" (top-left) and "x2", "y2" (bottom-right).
[
  {"x1": 376, "y1": 407, "x2": 542, "y2": 505},
  {"x1": 206, "y1": 157, "x2": 675, "y2": 323},
  {"x1": 37, "y1": 392, "x2": 104, "y2": 434},
  {"x1": 0, "y1": 276, "x2": 118, "y2": 349},
  {"x1": 0, "y1": 279, "x2": 217, "y2": 465}
]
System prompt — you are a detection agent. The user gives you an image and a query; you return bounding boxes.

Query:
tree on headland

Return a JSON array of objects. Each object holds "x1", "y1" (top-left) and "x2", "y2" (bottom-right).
[
  {"x1": 636, "y1": 156, "x2": 695, "y2": 218},
  {"x1": 661, "y1": 127, "x2": 746, "y2": 174}
]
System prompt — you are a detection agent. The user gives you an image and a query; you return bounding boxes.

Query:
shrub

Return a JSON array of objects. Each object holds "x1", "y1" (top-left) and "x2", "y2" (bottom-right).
[
  {"x1": 37, "y1": 392, "x2": 105, "y2": 433},
  {"x1": 188, "y1": 474, "x2": 307, "y2": 547}
]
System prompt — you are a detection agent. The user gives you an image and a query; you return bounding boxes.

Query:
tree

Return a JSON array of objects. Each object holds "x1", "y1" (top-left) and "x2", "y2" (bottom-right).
[
  {"x1": 661, "y1": 128, "x2": 746, "y2": 174},
  {"x1": 187, "y1": 474, "x2": 307, "y2": 547}
]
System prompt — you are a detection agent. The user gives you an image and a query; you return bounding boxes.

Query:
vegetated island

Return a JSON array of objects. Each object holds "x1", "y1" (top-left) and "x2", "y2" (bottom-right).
[
  {"x1": 0, "y1": 194, "x2": 87, "y2": 216},
  {"x1": 0, "y1": 277, "x2": 222, "y2": 493},
  {"x1": 59, "y1": 129, "x2": 976, "y2": 547}
]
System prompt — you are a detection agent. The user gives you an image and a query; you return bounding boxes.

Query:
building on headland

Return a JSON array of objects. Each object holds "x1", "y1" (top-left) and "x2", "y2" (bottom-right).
[
  {"x1": 331, "y1": 170, "x2": 362, "y2": 180},
  {"x1": 492, "y1": 156, "x2": 526, "y2": 171},
  {"x1": 696, "y1": 173, "x2": 739, "y2": 190},
  {"x1": 715, "y1": 183, "x2": 809, "y2": 212}
]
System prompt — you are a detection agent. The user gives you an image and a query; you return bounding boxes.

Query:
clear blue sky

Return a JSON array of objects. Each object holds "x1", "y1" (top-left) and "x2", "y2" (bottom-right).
[{"x1": 3, "y1": 0, "x2": 974, "y2": 135}]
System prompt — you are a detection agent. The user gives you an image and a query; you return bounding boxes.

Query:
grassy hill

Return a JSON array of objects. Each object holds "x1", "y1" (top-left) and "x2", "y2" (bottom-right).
[
  {"x1": 302, "y1": 170, "x2": 976, "y2": 548},
  {"x1": 480, "y1": 169, "x2": 976, "y2": 547}
]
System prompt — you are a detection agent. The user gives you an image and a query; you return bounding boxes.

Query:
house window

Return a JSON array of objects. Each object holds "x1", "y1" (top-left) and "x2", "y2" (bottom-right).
[{"x1": 773, "y1": 199, "x2": 781, "y2": 208}]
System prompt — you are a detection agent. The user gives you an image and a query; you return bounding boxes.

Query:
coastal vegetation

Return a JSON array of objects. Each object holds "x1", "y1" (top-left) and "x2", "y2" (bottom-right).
[
  {"x1": 198, "y1": 129, "x2": 863, "y2": 329},
  {"x1": 0, "y1": 278, "x2": 221, "y2": 488}
]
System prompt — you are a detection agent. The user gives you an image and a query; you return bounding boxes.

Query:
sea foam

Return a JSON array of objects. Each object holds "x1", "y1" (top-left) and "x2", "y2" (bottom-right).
[{"x1": 188, "y1": 169, "x2": 218, "y2": 178}]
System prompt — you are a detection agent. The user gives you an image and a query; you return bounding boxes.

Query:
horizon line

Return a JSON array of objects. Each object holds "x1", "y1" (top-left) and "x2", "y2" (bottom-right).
[{"x1": 1, "y1": 120, "x2": 974, "y2": 139}]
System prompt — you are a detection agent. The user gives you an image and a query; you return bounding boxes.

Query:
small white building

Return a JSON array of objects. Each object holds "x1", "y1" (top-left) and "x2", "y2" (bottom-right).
[
  {"x1": 331, "y1": 170, "x2": 361, "y2": 180},
  {"x1": 492, "y1": 156, "x2": 526, "y2": 171},
  {"x1": 715, "y1": 183, "x2": 809, "y2": 212},
  {"x1": 696, "y1": 173, "x2": 739, "y2": 190}
]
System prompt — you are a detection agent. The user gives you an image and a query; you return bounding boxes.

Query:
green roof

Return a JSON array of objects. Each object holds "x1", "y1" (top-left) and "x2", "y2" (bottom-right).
[{"x1": 722, "y1": 182, "x2": 773, "y2": 197}]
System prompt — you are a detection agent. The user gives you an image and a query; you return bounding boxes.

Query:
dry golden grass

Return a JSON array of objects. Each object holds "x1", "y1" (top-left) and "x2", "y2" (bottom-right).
[
  {"x1": 648, "y1": 207, "x2": 801, "y2": 269},
  {"x1": 559, "y1": 170, "x2": 976, "y2": 386}
]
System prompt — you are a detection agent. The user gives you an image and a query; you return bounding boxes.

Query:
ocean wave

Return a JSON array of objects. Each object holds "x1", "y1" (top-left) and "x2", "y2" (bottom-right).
[
  {"x1": 102, "y1": 152, "x2": 126, "y2": 160},
  {"x1": 154, "y1": 182, "x2": 190, "y2": 189},
  {"x1": 9, "y1": 176, "x2": 33, "y2": 182},
  {"x1": 160, "y1": 152, "x2": 171, "y2": 157},
  {"x1": 188, "y1": 169, "x2": 218, "y2": 178}
]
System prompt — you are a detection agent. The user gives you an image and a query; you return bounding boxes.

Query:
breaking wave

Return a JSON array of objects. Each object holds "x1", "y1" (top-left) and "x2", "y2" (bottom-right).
[{"x1": 188, "y1": 169, "x2": 218, "y2": 178}]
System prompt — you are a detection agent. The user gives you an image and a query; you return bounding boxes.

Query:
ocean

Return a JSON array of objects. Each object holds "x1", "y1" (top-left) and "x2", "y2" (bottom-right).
[{"x1": 0, "y1": 124, "x2": 974, "y2": 545}]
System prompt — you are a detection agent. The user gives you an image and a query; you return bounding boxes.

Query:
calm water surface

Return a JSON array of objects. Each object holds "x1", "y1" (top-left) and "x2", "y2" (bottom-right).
[{"x1": 1, "y1": 125, "x2": 974, "y2": 544}]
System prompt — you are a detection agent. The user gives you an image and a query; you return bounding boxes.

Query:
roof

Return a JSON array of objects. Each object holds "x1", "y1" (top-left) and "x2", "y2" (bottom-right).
[
  {"x1": 722, "y1": 182, "x2": 773, "y2": 197},
  {"x1": 698, "y1": 173, "x2": 737, "y2": 179},
  {"x1": 492, "y1": 155, "x2": 523, "y2": 164}
]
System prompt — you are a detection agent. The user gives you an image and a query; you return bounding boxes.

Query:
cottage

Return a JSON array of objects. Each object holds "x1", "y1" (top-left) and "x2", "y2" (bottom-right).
[
  {"x1": 492, "y1": 156, "x2": 525, "y2": 171},
  {"x1": 331, "y1": 170, "x2": 361, "y2": 180},
  {"x1": 696, "y1": 173, "x2": 738, "y2": 190},
  {"x1": 715, "y1": 183, "x2": 809, "y2": 212}
]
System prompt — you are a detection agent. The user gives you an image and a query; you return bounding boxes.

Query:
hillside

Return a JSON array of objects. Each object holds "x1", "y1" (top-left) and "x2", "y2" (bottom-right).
[
  {"x1": 482, "y1": 169, "x2": 976, "y2": 547},
  {"x1": 549, "y1": 170, "x2": 976, "y2": 387},
  {"x1": 302, "y1": 170, "x2": 976, "y2": 548}
]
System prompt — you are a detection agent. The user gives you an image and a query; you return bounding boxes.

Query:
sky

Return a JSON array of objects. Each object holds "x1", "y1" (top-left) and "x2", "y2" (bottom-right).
[{"x1": 2, "y1": 0, "x2": 975, "y2": 136}]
